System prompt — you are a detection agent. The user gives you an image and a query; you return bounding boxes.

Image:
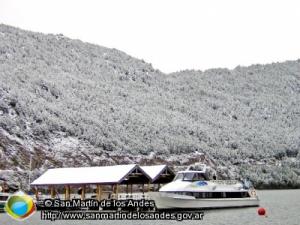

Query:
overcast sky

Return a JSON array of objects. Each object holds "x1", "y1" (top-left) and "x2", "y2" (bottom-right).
[{"x1": 1, "y1": 0, "x2": 300, "y2": 73}]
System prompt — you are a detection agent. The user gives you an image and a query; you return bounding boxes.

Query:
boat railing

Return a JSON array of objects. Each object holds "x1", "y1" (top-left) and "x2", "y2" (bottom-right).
[
  {"x1": 111, "y1": 193, "x2": 150, "y2": 200},
  {"x1": 211, "y1": 180, "x2": 241, "y2": 185}
]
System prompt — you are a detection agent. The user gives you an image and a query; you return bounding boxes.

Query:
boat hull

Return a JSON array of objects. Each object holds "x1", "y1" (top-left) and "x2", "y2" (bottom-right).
[{"x1": 149, "y1": 192, "x2": 259, "y2": 209}]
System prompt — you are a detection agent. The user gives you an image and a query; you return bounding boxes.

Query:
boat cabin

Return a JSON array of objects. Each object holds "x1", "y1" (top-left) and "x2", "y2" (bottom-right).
[{"x1": 173, "y1": 171, "x2": 209, "y2": 182}]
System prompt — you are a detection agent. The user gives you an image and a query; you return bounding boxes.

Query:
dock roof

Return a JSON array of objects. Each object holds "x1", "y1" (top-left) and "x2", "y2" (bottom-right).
[
  {"x1": 141, "y1": 165, "x2": 167, "y2": 181},
  {"x1": 141, "y1": 165, "x2": 175, "y2": 183},
  {"x1": 31, "y1": 164, "x2": 150, "y2": 186}
]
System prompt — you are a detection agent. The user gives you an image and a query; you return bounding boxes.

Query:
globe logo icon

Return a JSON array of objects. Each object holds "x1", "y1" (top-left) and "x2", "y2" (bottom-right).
[{"x1": 4, "y1": 191, "x2": 36, "y2": 220}]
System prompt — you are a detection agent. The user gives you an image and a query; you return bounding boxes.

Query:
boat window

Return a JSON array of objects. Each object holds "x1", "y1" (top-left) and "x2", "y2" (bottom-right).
[
  {"x1": 212, "y1": 192, "x2": 223, "y2": 198},
  {"x1": 184, "y1": 192, "x2": 192, "y2": 196},
  {"x1": 226, "y1": 192, "x2": 249, "y2": 198},
  {"x1": 183, "y1": 173, "x2": 195, "y2": 181},
  {"x1": 167, "y1": 191, "x2": 250, "y2": 199},
  {"x1": 174, "y1": 172, "x2": 208, "y2": 181},
  {"x1": 193, "y1": 173, "x2": 205, "y2": 181},
  {"x1": 174, "y1": 173, "x2": 184, "y2": 181}
]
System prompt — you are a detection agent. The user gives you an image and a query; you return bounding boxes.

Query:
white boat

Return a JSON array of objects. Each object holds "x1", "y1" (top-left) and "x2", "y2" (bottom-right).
[{"x1": 149, "y1": 164, "x2": 259, "y2": 209}]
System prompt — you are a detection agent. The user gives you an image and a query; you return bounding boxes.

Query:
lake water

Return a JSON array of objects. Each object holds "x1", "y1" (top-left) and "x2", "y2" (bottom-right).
[{"x1": 1, "y1": 189, "x2": 299, "y2": 225}]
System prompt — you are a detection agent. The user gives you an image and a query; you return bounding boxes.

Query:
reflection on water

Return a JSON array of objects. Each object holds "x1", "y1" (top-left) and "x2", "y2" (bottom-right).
[{"x1": 0, "y1": 189, "x2": 299, "y2": 225}]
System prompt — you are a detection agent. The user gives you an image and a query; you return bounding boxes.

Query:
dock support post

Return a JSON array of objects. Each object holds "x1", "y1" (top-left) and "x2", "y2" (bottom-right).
[
  {"x1": 50, "y1": 186, "x2": 55, "y2": 198},
  {"x1": 97, "y1": 185, "x2": 102, "y2": 201},
  {"x1": 81, "y1": 185, "x2": 86, "y2": 200},
  {"x1": 130, "y1": 184, "x2": 133, "y2": 194},
  {"x1": 35, "y1": 187, "x2": 39, "y2": 200},
  {"x1": 116, "y1": 184, "x2": 119, "y2": 199},
  {"x1": 65, "y1": 185, "x2": 70, "y2": 200},
  {"x1": 111, "y1": 185, "x2": 114, "y2": 199}
]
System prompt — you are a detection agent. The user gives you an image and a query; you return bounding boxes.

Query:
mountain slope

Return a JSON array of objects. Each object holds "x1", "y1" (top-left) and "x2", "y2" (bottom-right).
[{"x1": 0, "y1": 24, "x2": 299, "y2": 189}]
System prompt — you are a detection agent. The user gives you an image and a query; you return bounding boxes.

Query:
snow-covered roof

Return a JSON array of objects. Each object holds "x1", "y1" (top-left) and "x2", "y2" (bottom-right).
[
  {"x1": 31, "y1": 164, "x2": 142, "y2": 186},
  {"x1": 140, "y1": 165, "x2": 169, "y2": 182}
]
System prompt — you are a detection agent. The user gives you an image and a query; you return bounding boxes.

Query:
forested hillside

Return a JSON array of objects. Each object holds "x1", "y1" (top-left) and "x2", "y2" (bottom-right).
[{"x1": 0, "y1": 24, "x2": 299, "y2": 189}]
